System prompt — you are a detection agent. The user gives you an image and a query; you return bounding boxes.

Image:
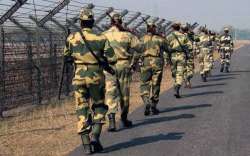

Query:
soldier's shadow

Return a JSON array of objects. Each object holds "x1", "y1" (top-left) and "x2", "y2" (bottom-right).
[
  {"x1": 191, "y1": 83, "x2": 226, "y2": 89},
  {"x1": 103, "y1": 132, "x2": 184, "y2": 153},
  {"x1": 159, "y1": 104, "x2": 212, "y2": 114},
  {"x1": 208, "y1": 76, "x2": 235, "y2": 82},
  {"x1": 181, "y1": 90, "x2": 223, "y2": 98},
  {"x1": 118, "y1": 114, "x2": 195, "y2": 131},
  {"x1": 210, "y1": 73, "x2": 240, "y2": 77}
]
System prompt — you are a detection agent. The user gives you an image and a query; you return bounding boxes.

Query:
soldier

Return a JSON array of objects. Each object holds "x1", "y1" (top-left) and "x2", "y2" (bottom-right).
[
  {"x1": 140, "y1": 20, "x2": 169, "y2": 116},
  {"x1": 64, "y1": 9, "x2": 116, "y2": 154},
  {"x1": 166, "y1": 22, "x2": 190, "y2": 98},
  {"x1": 218, "y1": 27, "x2": 234, "y2": 72},
  {"x1": 181, "y1": 24, "x2": 194, "y2": 88},
  {"x1": 103, "y1": 12, "x2": 142, "y2": 131},
  {"x1": 197, "y1": 26, "x2": 213, "y2": 82}
]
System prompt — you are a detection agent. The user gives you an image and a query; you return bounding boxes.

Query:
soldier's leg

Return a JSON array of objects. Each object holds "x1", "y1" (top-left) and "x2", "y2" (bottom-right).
[
  {"x1": 186, "y1": 59, "x2": 194, "y2": 88},
  {"x1": 198, "y1": 52, "x2": 205, "y2": 75},
  {"x1": 151, "y1": 67, "x2": 163, "y2": 114},
  {"x1": 140, "y1": 66, "x2": 153, "y2": 116},
  {"x1": 175, "y1": 53, "x2": 185, "y2": 98},
  {"x1": 74, "y1": 85, "x2": 92, "y2": 154},
  {"x1": 118, "y1": 68, "x2": 132, "y2": 127},
  {"x1": 220, "y1": 51, "x2": 226, "y2": 72},
  {"x1": 89, "y1": 76, "x2": 107, "y2": 153},
  {"x1": 105, "y1": 72, "x2": 119, "y2": 131},
  {"x1": 225, "y1": 52, "x2": 231, "y2": 72}
]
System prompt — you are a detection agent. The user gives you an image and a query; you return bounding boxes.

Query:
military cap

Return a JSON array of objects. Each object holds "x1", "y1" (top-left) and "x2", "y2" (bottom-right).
[
  {"x1": 110, "y1": 12, "x2": 122, "y2": 21},
  {"x1": 224, "y1": 27, "x2": 229, "y2": 31},
  {"x1": 171, "y1": 21, "x2": 181, "y2": 28},
  {"x1": 79, "y1": 8, "x2": 94, "y2": 21},
  {"x1": 147, "y1": 19, "x2": 156, "y2": 26}
]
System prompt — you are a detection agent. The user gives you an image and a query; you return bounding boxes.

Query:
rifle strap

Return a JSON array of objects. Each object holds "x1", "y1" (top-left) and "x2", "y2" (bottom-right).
[{"x1": 78, "y1": 30, "x2": 103, "y2": 65}]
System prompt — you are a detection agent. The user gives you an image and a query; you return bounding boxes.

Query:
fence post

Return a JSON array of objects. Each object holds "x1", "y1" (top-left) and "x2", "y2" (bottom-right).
[{"x1": 0, "y1": 27, "x2": 6, "y2": 115}]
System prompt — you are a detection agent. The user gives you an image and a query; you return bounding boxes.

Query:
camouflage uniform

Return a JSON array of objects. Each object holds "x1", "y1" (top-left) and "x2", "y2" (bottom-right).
[
  {"x1": 219, "y1": 28, "x2": 234, "y2": 72},
  {"x1": 167, "y1": 28, "x2": 190, "y2": 97},
  {"x1": 197, "y1": 30, "x2": 213, "y2": 81},
  {"x1": 103, "y1": 21, "x2": 142, "y2": 128},
  {"x1": 64, "y1": 9, "x2": 116, "y2": 153},
  {"x1": 183, "y1": 32, "x2": 194, "y2": 87},
  {"x1": 140, "y1": 32, "x2": 168, "y2": 115}
]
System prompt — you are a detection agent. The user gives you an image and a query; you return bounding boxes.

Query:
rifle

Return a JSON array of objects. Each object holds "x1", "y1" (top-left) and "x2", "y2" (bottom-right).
[{"x1": 58, "y1": 28, "x2": 72, "y2": 100}]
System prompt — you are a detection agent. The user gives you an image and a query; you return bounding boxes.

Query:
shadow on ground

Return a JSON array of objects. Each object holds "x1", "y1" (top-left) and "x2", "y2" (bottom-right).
[
  {"x1": 208, "y1": 76, "x2": 235, "y2": 82},
  {"x1": 103, "y1": 132, "x2": 184, "y2": 153},
  {"x1": 160, "y1": 104, "x2": 212, "y2": 114},
  {"x1": 230, "y1": 70, "x2": 250, "y2": 73},
  {"x1": 131, "y1": 114, "x2": 195, "y2": 129},
  {"x1": 182, "y1": 91, "x2": 223, "y2": 98},
  {"x1": 191, "y1": 83, "x2": 226, "y2": 89},
  {"x1": 210, "y1": 73, "x2": 240, "y2": 77}
]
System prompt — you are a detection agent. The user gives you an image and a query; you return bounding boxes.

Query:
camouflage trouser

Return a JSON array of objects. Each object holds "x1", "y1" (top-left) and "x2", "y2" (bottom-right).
[
  {"x1": 171, "y1": 52, "x2": 185, "y2": 86},
  {"x1": 184, "y1": 57, "x2": 194, "y2": 81},
  {"x1": 220, "y1": 48, "x2": 232, "y2": 68},
  {"x1": 73, "y1": 65, "x2": 108, "y2": 134},
  {"x1": 117, "y1": 61, "x2": 132, "y2": 119},
  {"x1": 198, "y1": 48, "x2": 211, "y2": 75},
  {"x1": 140, "y1": 57, "x2": 163, "y2": 106},
  {"x1": 105, "y1": 70, "x2": 120, "y2": 115}
]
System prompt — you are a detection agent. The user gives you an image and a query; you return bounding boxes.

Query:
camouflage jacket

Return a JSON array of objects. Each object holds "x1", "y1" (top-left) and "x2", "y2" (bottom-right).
[
  {"x1": 198, "y1": 32, "x2": 213, "y2": 49},
  {"x1": 141, "y1": 33, "x2": 169, "y2": 58},
  {"x1": 64, "y1": 28, "x2": 116, "y2": 64},
  {"x1": 64, "y1": 28, "x2": 116, "y2": 84},
  {"x1": 166, "y1": 30, "x2": 190, "y2": 53},
  {"x1": 219, "y1": 34, "x2": 234, "y2": 49},
  {"x1": 103, "y1": 26, "x2": 142, "y2": 61}
]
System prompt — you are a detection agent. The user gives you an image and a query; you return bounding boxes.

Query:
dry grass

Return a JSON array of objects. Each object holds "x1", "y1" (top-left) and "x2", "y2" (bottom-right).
[
  {"x1": 0, "y1": 69, "x2": 173, "y2": 156},
  {"x1": 0, "y1": 41, "x2": 247, "y2": 156}
]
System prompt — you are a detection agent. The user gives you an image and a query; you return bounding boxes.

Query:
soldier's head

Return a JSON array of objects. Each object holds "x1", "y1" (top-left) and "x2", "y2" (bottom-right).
[
  {"x1": 171, "y1": 21, "x2": 181, "y2": 31},
  {"x1": 200, "y1": 26, "x2": 208, "y2": 34},
  {"x1": 181, "y1": 24, "x2": 189, "y2": 33},
  {"x1": 147, "y1": 19, "x2": 157, "y2": 34},
  {"x1": 79, "y1": 8, "x2": 94, "y2": 28},
  {"x1": 110, "y1": 12, "x2": 123, "y2": 27},
  {"x1": 224, "y1": 27, "x2": 229, "y2": 34}
]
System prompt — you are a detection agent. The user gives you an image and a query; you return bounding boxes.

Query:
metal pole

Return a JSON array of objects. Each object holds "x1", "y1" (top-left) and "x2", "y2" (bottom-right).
[{"x1": 0, "y1": 27, "x2": 6, "y2": 115}]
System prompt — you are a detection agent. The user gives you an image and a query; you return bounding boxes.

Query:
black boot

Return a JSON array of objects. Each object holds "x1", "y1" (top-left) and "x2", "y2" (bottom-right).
[
  {"x1": 220, "y1": 64, "x2": 224, "y2": 72},
  {"x1": 151, "y1": 106, "x2": 160, "y2": 115},
  {"x1": 144, "y1": 104, "x2": 151, "y2": 116},
  {"x1": 225, "y1": 64, "x2": 230, "y2": 73},
  {"x1": 91, "y1": 124, "x2": 104, "y2": 153},
  {"x1": 121, "y1": 114, "x2": 133, "y2": 128},
  {"x1": 80, "y1": 133, "x2": 93, "y2": 155},
  {"x1": 108, "y1": 113, "x2": 116, "y2": 132},
  {"x1": 174, "y1": 85, "x2": 181, "y2": 98},
  {"x1": 201, "y1": 73, "x2": 207, "y2": 82}
]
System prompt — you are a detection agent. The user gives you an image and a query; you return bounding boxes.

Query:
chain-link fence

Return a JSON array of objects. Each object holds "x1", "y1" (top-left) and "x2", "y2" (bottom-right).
[{"x1": 0, "y1": 0, "x2": 174, "y2": 114}]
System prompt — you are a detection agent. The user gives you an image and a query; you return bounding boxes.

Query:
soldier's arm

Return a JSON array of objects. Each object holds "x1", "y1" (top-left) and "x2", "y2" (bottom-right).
[
  {"x1": 102, "y1": 36, "x2": 117, "y2": 65},
  {"x1": 129, "y1": 35, "x2": 144, "y2": 67}
]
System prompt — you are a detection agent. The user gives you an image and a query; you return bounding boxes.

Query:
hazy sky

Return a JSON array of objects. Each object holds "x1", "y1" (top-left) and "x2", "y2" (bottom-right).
[{"x1": 84, "y1": 0, "x2": 250, "y2": 30}]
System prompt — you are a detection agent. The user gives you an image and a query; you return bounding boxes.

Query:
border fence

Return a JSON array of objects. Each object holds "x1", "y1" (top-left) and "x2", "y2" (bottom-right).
[{"x1": 0, "y1": 0, "x2": 175, "y2": 114}]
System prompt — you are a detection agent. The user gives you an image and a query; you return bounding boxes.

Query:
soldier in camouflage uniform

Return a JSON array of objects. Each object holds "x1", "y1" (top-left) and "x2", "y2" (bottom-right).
[
  {"x1": 64, "y1": 9, "x2": 116, "y2": 154},
  {"x1": 167, "y1": 22, "x2": 190, "y2": 98},
  {"x1": 181, "y1": 24, "x2": 194, "y2": 88},
  {"x1": 197, "y1": 27, "x2": 213, "y2": 82},
  {"x1": 218, "y1": 28, "x2": 234, "y2": 72},
  {"x1": 140, "y1": 20, "x2": 169, "y2": 116},
  {"x1": 103, "y1": 12, "x2": 142, "y2": 131}
]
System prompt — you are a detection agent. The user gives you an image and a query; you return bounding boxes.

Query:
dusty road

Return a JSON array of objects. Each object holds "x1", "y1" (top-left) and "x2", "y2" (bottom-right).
[{"x1": 69, "y1": 46, "x2": 250, "y2": 156}]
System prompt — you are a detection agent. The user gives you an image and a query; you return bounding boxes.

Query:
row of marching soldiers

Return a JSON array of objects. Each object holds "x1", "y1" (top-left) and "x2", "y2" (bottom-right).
[{"x1": 63, "y1": 8, "x2": 234, "y2": 154}]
